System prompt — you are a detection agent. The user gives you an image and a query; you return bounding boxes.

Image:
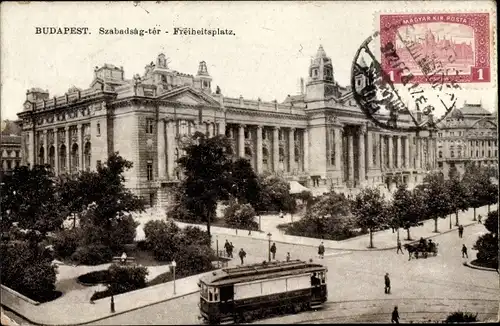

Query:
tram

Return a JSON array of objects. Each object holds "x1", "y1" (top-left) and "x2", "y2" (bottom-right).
[{"x1": 198, "y1": 259, "x2": 328, "y2": 324}]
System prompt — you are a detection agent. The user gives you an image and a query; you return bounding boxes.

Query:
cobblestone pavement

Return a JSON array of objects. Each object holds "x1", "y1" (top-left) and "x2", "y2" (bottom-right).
[{"x1": 89, "y1": 221, "x2": 499, "y2": 325}]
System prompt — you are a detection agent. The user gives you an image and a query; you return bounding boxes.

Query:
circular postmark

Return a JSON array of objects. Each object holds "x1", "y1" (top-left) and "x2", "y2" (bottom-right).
[{"x1": 351, "y1": 22, "x2": 463, "y2": 132}]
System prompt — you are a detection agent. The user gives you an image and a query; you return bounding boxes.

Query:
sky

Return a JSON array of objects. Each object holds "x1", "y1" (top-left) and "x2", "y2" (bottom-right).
[{"x1": 1, "y1": 0, "x2": 497, "y2": 121}]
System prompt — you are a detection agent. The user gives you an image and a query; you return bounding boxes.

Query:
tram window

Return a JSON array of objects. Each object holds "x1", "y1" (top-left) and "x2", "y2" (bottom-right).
[
  {"x1": 320, "y1": 272, "x2": 326, "y2": 284},
  {"x1": 220, "y1": 286, "x2": 233, "y2": 301},
  {"x1": 214, "y1": 288, "x2": 219, "y2": 302},
  {"x1": 201, "y1": 284, "x2": 208, "y2": 299},
  {"x1": 209, "y1": 287, "x2": 214, "y2": 301}
]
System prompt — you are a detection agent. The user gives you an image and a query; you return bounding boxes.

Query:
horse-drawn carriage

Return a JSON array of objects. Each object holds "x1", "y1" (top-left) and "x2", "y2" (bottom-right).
[{"x1": 404, "y1": 239, "x2": 438, "y2": 260}]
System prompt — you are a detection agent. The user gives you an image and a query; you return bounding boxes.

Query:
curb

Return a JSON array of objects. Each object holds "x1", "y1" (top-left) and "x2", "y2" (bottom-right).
[
  {"x1": 2, "y1": 289, "x2": 199, "y2": 326},
  {"x1": 463, "y1": 260, "x2": 499, "y2": 272},
  {"x1": 215, "y1": 221, "x2": 479, "y2": 252}
]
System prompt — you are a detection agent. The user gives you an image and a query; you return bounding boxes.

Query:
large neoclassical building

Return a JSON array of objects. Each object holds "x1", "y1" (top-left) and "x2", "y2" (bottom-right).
[
  {"x1": 18, "y1": 46, "x2": 438, "y2": 207},
  {"x1": 436, "y1": 103, "x2": 498, "y2": 178}
]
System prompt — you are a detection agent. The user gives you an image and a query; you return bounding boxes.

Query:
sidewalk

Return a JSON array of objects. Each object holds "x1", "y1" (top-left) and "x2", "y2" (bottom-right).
[
  {"x1": 0, "y1": 251, "x2": 264, "y2": 326},
  {"x1": 172, "y1": 204, "x2": 496, "y2": 251}
]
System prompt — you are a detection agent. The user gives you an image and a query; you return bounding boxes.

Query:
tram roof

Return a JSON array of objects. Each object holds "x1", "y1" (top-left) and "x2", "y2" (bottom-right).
[{"x1": 200, "y1": 259, "x2": 326, "y2": 287}]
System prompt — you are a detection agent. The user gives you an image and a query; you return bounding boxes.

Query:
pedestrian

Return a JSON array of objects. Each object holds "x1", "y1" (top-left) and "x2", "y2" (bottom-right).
[
  {"x1": 239, "y1": 248, "x2": 246, "y2": 265},
  {"x1": 478, "y1": 215, "x2": 482, "y2": 224},
  {"x1": 286, "y1": 252, "x2": 290, "y2": 262},
  {"x1": 279, "y1": 210, "x2": 284, "y2": 219},
  {"x1": 391, "y1": 306, "x2": 399, "y2": 324},
  {"x1": 461, "y1": 244, "x2": 468, "y2": 258},
  {"x1": 458, "y1": 225, "x2": 464, "y2": 238},
  {"x1": 396, "y1": 239, "x2": 403, "y2": 254},
  {"x1": 384, "y1": 273, "x2": 391, "y2": 294},
  {"x1": 270, "y1": 242, "x2": 277, "y2": 260},
  {"x1": 224, "y1": 240, "x2": 230, "y2": 257},
  {"x1": 318, "y1": 242, "x2": 325, "y2": 259},
  {"x1": 229, "y1": 242, "x2": 234, "y2": 258}
]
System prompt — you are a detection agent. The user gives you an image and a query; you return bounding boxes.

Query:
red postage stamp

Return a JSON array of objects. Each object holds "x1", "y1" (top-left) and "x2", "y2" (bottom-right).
[{"x1": 380, "y1": 13, "x2": 491, "y2": 84}]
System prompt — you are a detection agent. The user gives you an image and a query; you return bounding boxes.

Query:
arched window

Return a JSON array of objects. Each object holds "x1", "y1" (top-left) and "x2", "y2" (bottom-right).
[
  {"x1": 279, "y1": 147, "x2": 285, "y2": 162},
  {"x1": 39, "y1": 147, "x2": 45, "y2": 165},
  {"x1": 49, "y1": 146, "x2": 55, "y2": 169},
  {"x1": 71, "y1": 143, "x2": 79, "y2": 173},
  {"x1": 450, "y1": 151, "x2": 454, "y2": 158},
  {"x1": 438, "y1": 151, "x2": 442, "y2": 158},
  {"x1": 59, "y1": 144, "x2": 67, "y2": 172},
  {"x1": 84, "y1": 142, "x2": 91, "y2": 171}
]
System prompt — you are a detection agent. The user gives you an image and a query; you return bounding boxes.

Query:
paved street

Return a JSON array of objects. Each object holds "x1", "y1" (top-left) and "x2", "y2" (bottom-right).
[{"x1": 89, "y1": 221, "x2": 499, "y2": 325}]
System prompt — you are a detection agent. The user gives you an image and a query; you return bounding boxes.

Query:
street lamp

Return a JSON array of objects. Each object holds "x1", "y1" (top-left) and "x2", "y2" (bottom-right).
[
  {"x1": 171, "y1": 260, "x2": 177, "y2": 295},
  {"x1": 267, "y1": 232, "x2": 272, "y2": 262}
]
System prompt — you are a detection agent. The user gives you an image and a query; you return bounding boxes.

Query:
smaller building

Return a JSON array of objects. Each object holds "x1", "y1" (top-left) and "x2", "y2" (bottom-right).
[
  {"x1": 1, "y1": 120, "x2": 22, "y2": 175},
  {"x1": 436, "y1": 103, "x2": 498, "y2": 178}
]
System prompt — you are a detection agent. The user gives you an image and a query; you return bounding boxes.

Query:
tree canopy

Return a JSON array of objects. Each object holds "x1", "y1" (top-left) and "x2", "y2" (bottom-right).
[{"x1": 351, "y1": 187, "x2": 387, "y2": 248}]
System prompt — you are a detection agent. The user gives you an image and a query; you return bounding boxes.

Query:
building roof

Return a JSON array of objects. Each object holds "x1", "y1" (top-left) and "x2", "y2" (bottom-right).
[
  {"x1": 1, "y1": 120, "x2": 21, "y2": 136},
  {"x1": 459, "y1": 103, "x2": 491, "y2": 116}
]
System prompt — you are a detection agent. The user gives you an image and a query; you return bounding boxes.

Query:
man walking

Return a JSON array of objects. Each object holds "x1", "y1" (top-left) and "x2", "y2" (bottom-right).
[
  {"x1": 228, "y1": 242, "x2": 234, "y2": 258},
  {"x1": 461, "y1": 244, "x2": 468, "y2": 258},
  {"x1": 239, "y1": 248, "x2": 246, "y2": 265},
  {"x1": 391, "y1": 306, "x2": 400, "y2": 324},
  {"x1": 286, "y1": 252, "x2": 290, "y2": 262},
  {"x1": 384, "y1": 273, "x2": 391, "y2": 294},
  {"x1": 396, "y1": 239, "x2": 404, "y2": 254},
  {"x1": 478, "y1": 215, "x2": 482, "y2": 224},
  {"x1": 318, "y1": 242, "x2": 325, "y2": 259},
  {"x1": 270, "y1": 242, "x2": 277, "y2": 260},
  {"x1": 224, "y1": 240, "x2": 230, "y2": 257},
  {"x1": 458, "y1": 225, "x2": 464, "y2": 238}
]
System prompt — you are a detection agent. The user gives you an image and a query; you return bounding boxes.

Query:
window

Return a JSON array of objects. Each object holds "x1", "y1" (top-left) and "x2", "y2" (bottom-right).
[
  {"x1": 450, "y1": 151, "x2": 454, "y2": 158},
  {"x1": 149, "y1": 193, "x2": 155, "y2": 207},
  {"x1": 147, "y1": 161, "x2": 153, "y2": 180},
  {"x1": 476, "y1": 150, "x2": 478, "y2": 157},
  {"x1": 262, "y1": 130, "x2": 267, "y2": 140},
  {"x1": 15, "y1": 161, "x2": 20, "y2": 168},
  {"x1": 279, "y1": 130, "x2": 284, "y2": 141},
  {"x1": 482, "y1": 150, "x2": 484, "y2": 157},
  {"x1": 438, "y1": 151, "x2": 443, "y2": 158},
  {"x1": 244, "y1": 129, "x2": 250, "y2": 139},
  {"x1": 7, "y1": 160, "x2": 11, "y2": 170},
  {"x1": 96, "y1": 160, "x2": 102, "y2": 169},
  {"x1": 97, "y1": 123, "x2": 101, "y2": 136},
  {"x1": 146, "y1": 118, "x2": 154, "y2": 134},
  {"x1": 450, "y1": 132, "x2": 454, "y2": 136}
]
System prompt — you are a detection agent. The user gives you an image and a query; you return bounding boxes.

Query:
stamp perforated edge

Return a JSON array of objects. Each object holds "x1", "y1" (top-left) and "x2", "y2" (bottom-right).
[{"x1": 372, "y1": 6, "x2": 497, "y2": 91}]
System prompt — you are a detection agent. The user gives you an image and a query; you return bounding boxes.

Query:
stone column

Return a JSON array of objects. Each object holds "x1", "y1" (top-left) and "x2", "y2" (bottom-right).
[
  {"x1": 256, "y1": 125, "x2": 263, "y2": 173},
  {"x1": 77, "y1": 125, "x2": 83, "y2": 170},
  {"x1": 166, "y1": 121, "x2": 175, "y2": 179},
  {"x1": 366, "y1": 130, "x2": 373, "y2": 170},
  {"x1": 303, "y1": 129, "x2": 309, "y2": 172},
  {"x1": 273, "y1": 127, "x2": 279, "y2": 171},
  {"x1": 43, "y1": 130, "x2": 48, "y2": 164},
  {"x1": 358, "y1": 127, "x2": 366, "y2": 185},
  {"x1": 53, "y1": 128, "x2": 59, "y2": 174},
  {"x1": 405, "y1": 135, "x2": 410, "y2": 168},
  {"x1": 334, "y1": 127, "x2": 342, "y2": 169},
  {"x1": 157, "y1": 119, "x2": 166, "y2": 179},
  {"x1": 415, "y1": 136, "x2": 421, "y2": 169},
  {"x1": 380, "y1": 134, "x2": 385, "y2": 170},
  {"x1": 348, "y1": 132, "x2": 354, "y2": 185},
  {"x1": 289, "y1": 128, "x2": 295, "y2": 172},
  {"x1": 218, "y1": 120, "x2": 226, "y2": 135},
  {"x1": 388, "y1": 135, "x2": 393, "y2": 169},
  {"x1": 65, "y1": 126, "x2": 70, "y2": 173},
  {"x1": 396, "y1": 135, "x2": 402, "y2": 169},
  {"x1": 238, "y1": 124, "x2": 245, "y2": 158}
]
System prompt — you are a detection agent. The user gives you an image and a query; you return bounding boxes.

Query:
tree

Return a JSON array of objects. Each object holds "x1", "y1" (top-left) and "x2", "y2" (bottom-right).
[
  {"x1": 484, "y1": 181, "x2": 498, "y2": 213},
  {"x1": 143, "y1": 219, "x2": 182, "y2": 261},
  {"x1": 418, "y1": 172, "x2": 451, "y2": 233},
  {"x1": 107, "y1": 263, "x2": 148, "y2": 295},
  {"x1": 1, "y1": 165, "x2": 63, "y2": 240},
  {"x1": 462, "y1": 164, "x2": 490, "y2": 220},
  {"x1": 472, "y1": 211, "x2": 498, "y2": 269},
  {"x1": 445, "y1": 174, "x2": 469, "y2": 227},
  {"x1": 177, "y1": 133, "x2": 235, "y2": 240},
  {"x1": 224, "y1": 202, "x2": 258, "y2": 230},
  {"x1": 0, "y1": 239, "x2": 57, "y2": 301},
  {"x1": 391, "y1": 184, "x2": 424, "y2": 240},
  {"x1": 230, "y1": 158, "x2": 261, "y2": 207},
  {"x1": 351, "y1": 187, "x2": 387, "y2": 248},
  {"x1": 255, "y1": 174, "x2": 295, "y2": 213}
]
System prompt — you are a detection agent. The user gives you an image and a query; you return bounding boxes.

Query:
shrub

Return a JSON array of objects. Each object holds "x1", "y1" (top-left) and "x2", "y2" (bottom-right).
[
  {"x1": 0, "y1": 240, "x2": 58, "y2": 302},
  {"x1": 174, "y1": 244, "x2": 215, "y2": 278},
  {"x1": 473, "y1": 233, "x2": 498, "y2": 268},
  {"x1": 147, "y1": 271, "x2": 172, "y2": 286},
  {"x1": 52, "y1": 228, "x2": 82, "y2": 258},
  {"x1": 77, "y1": 270, "x2": 111, "y2": 285},
  {"x1": 224, "y1": 202, "x2": 258, "y2": 230},
  {"x1": 445, "y1": 311, "x2": 478, "y2": 323},
  {"x1": 108, "y1": 215, "x2": 139, "y2": 251},
  {"x1": 182, "y1": 226, "x2": 210, "y2": 247},
  {"x1": 144, "y1": 220, "x2": 181, "y2": 261},
  {"x1": 108, "y1": 263, "x2": 148, "y2": 294},
  {"x1": 70, "y1": 244, "x2": 113, "y2": 265}
]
